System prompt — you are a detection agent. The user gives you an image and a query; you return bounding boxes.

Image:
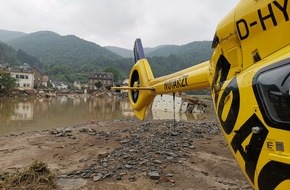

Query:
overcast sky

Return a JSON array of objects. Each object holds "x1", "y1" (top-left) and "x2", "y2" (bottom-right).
[{"x1": 0, "y1": 0, "x2": 238, "y2": 49}]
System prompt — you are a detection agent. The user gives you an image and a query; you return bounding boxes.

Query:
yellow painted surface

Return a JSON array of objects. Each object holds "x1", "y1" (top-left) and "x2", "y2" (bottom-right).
[{"x1": 122, "y1": 0, "x2": 290, "y2": 189}]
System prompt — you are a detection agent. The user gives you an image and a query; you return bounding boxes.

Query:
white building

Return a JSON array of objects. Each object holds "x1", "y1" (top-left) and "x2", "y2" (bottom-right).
[
  {"x1": 10, "y1": 69, "x2": 34, "y2": 91},
  {"x1": 73, "y1": 81, "x2": 81, "y2": 90},
  {"x1": 50, "y1": 80, "x2": 68, "y2": 90},
  {"x1": 0, "y1": 68, "x2": 35, "y2": 91}
]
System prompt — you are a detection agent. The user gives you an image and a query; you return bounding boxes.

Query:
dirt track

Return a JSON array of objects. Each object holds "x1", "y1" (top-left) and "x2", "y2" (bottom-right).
[{"x1": 0, "y1": 118, "x2": 253, "y2": 190}]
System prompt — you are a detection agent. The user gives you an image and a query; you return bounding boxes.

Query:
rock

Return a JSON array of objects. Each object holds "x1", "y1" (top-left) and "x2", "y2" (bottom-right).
[
  {"x1": 148, "y1": 171, "x2": 160, "y2": 180},
  {"x1": 92, "y1": 173, "x2": 103, "y2": 182},
  {"x1": 170, "y1": 131, "x2": 180, "y2": 136},
  {"x1": 128, "y1": 175, "x2": 136, "y2": 182},
  {"x1": 164, "y1": 152, "x2": 177, "y2": 157},
  {"x1": 119, "y1": 172, "x2": 127, "y2": 176},
  {"x1": 55, "y1": 133, "x2": 65, "y2": 137},
  {"x1": 50, "y1": 129, "x2": 59, "y2": 135},
  {"x1": 115, "y1": 175, "x2": 122, "y2": 180},
  {"x1": 97, "y1": 153, "x2": 109, "y2": 159},
  {"x1": 65, "y1": 119, "x2": 224, "y2": 186},
  {"x1": 201, "y1": 171, "x2": 209, "y2": 176},
  {"x1": 123, "y1": 155, "x2": 130, "y2": 159},
  {"x1": 139, "y1": 160, "x2": 147, "y2": 165},
  {"x1": 125, "y1": 164, "x2": 134, "y2": 169},
  {"x1": 165, "y1": 173, "x2": 173, "y2": 177},
  {"x1": 153, "y1": 160, "x2": 162, "y2": 164},
  {"x1": 103, "y1": 173, "x2": 111, "y2": 178},
  {"x1": 64, "y1": 128, "x2": 72, "y2": 133},
  {"x1": 155, "y1": 151, "x2": 162, "y2": 155},
  {"x1": 79, "y1": 127, "x2": 96, "y2": 135},
  {"x1": 129, "y1": 149, "x2": 137, "y2": 153}
]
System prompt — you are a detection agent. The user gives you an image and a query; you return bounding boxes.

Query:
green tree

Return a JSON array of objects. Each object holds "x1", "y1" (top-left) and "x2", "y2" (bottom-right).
[
  {"x1": 104, "y1": 66, "x2": 121, "y2": 82},
  {"x1": 0, "y1": 41, "x2": 20, "y2": 66},
  {"x1": 0, "y1": 72, "x2": 17, "y2": 92},
  {"x1": 17, "y1": 49, "x2": 42, "y2": 68}
]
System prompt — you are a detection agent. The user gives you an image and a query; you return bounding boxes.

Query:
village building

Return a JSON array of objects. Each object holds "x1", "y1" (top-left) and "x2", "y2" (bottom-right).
[
  {"x1": 30, "y1": 67, "x2": 49, "y2": 88},
  {"x1": 87, "y1": 71, "x2": 114, "y2": 91},
  {"x1": 50, "y1": 80, "x2": 68, "y2": 90},
  {"x1": 11, "y1": 69, "x2": 34, "y2": 91},
  {"x1": 4, "y1": 68, "x2": 35, "y2": 91},
  {"x1": 0, "y1": 63, "x2": 9, "y2": 69},
  {"x1": 73, "y1": 81, "x2": 82, "y2": 90}
]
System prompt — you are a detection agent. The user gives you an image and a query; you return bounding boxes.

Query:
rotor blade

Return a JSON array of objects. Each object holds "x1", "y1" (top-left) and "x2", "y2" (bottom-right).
[{"x1": 134, "y1": 38, "x2": 145, "y2": 63}]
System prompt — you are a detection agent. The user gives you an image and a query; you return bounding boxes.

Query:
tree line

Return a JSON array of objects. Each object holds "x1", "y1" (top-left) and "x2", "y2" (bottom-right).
[{"x1": 0, "y1": 40, "x2": 212, "y2": 89}]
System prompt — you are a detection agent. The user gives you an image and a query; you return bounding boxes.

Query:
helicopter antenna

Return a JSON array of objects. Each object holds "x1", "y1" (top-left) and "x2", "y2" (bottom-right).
[{"x1": 173, "y1": 92, "x2": 176, "y2": 129}]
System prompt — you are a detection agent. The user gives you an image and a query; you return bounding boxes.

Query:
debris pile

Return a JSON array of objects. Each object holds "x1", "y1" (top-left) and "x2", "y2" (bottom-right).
[
  {"x1": 65, "y1": 120, "x2": 220, "y2": 183},
  {"x1": 0, "y1": 160, "x2": 56, "y2": 190}
]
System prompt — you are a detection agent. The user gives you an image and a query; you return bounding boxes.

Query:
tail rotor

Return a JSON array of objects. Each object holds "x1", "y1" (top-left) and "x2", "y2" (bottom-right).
[{"x1": 127, "y1": 39, "x2": 156, "y2": 120}]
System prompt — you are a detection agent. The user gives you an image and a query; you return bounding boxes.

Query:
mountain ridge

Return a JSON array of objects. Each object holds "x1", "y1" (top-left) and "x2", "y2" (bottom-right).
[
  {"x1": 0, "y1": 29, "x2": 213, "y2": 83},
  {"x1": 6, "y1": 31, "x2": 122, "y2": 66},
  {"x1": 0, "y1": 29, "x2": 27, "y2": 42},
  {"x1": 1, "y1": 29, "x2": 213, "y2": 61}
]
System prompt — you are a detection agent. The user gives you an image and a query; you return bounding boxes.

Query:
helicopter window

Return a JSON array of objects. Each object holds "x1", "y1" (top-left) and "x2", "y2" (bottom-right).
[{"x1": 256, "y1": 64, "x2": 290, "y2": 123}]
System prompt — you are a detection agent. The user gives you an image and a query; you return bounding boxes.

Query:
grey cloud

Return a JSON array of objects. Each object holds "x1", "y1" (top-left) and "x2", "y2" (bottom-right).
[{"x1": 0, "y1": 0, "x2": 238, "y2": 48}]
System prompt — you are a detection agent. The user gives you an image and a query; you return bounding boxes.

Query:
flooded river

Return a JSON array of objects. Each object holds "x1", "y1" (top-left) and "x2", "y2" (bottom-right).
[{"x1": 0, "y1": 96, "x2": 215, "y2": 136}]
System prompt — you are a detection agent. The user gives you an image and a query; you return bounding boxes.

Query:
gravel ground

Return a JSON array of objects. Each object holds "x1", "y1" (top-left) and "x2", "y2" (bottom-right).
[{"x1": 0, "y1": 118, "x2": 253, "y2": 190}]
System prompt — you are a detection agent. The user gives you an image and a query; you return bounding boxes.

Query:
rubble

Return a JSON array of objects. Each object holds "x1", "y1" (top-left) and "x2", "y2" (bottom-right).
[
  {"x1": 0, "y1": 118, "x2": 253, "y2": 189},
  {"x1": 65, "y1": 120, "x2": 220, "y2": 183}
]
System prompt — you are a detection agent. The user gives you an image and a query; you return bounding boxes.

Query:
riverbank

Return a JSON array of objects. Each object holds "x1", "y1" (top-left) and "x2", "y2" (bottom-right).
[{"x1": 0, "y1": 118, "x2": 252, "y2": 190}]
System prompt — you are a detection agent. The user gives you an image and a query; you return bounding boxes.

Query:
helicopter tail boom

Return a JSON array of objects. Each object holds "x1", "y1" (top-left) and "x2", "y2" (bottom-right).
[
  {"x1": 124, "y1": 39, "x2": 211, "y2": 120},
  {"x1": 149, "y1": 61, "x2": 210, "y2": 94}
]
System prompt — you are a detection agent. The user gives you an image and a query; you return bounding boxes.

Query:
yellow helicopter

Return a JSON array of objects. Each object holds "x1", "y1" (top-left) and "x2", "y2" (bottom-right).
[{"x1": 115, "y1": 0, "x2": 290, "y2": 189}]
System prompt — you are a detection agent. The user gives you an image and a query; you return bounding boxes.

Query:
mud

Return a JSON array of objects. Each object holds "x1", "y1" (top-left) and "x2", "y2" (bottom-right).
[{"x1": 0, "y1": 118, "x2": 252, "y2": 190}]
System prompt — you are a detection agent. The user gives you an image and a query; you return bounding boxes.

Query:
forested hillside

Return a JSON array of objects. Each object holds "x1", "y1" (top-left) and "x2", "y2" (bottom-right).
[
  {"x1": 1, "y1": 30, "x2": 213, "y2": 84},
  {"x1": 0, "y1": 41, "x2": 41, "y2": 68},
  {"x1": 0, "y1": 41, "x2": 19, "y2": 65},
  {"x1": 0, "y1": 29, "x2": 26, "y2": 42},
  {"x1": 104, "y1": 44, "x2": 175, "y2": 58},
  {"x1": 105, "y1": 41, "x2": 213, "y2": 77},
  {"x1": 105, "y1": 46, "x2": 133, "y2": 58},
  {"x1": 7, "y1": 31, "x2": 121, "y2": 66}
]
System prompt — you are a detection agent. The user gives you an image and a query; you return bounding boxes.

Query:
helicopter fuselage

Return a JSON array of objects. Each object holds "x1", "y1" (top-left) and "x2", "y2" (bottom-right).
[{"x1": 122, "y1": 0, "x2": 290, "y2": 189}]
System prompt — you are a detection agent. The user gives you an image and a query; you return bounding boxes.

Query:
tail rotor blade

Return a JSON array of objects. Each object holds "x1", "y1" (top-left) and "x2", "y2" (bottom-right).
[{"x1": 134, "y1": 38, "x2": 145, "y2": 63}]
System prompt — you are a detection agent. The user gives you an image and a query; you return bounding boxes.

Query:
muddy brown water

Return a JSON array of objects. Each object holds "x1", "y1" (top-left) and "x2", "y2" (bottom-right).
[{"x1": 0, "y1": 96, "x2": 215, "y2": 136}]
